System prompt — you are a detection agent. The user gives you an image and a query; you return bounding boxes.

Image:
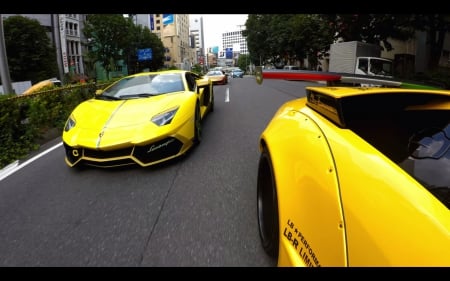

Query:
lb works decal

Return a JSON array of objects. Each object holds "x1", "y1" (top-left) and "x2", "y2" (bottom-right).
[{"x1": 284, "y1": 219, "x2": 321, "y2": 267}]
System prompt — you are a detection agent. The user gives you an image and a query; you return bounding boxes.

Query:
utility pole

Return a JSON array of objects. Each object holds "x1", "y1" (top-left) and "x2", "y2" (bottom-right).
[{"x1": 0, "y1": 14, "x2": 13, "y2": 94}]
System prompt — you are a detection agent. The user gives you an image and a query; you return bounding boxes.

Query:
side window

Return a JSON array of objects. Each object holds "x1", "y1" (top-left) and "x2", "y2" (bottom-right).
[
  {"x1": 358, "y1": 58, "x2": 368, "y2": 73},
  {"x1": 185, "y1": 73, "x2": 196, "y2": 92}
]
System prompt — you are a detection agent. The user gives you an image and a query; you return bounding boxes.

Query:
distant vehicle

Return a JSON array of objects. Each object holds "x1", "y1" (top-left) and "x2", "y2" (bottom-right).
[
  {"x1": 21, "y1": 78, "x2": 62, "y2": 96},
  {"x1": 230, "y1": 69, "x2": 244, "y2": 78},
  {"x1": 328, "y1": 41, "x2": 393, "y2": 78},
  {"x1": 204, "y1": 70, "x2": 228, "y2": 85},
  {"x1": 283, "y1": 65, "x2": 300, "y2": 70}
]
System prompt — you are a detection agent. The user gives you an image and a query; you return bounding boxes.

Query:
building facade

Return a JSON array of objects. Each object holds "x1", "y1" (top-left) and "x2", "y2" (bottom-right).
[
  {"x1": 210, "y1": 26, "x2": 248, "y2": 68},
  {"x1": 2, "y1": 14, "x2": 87, "y2": 83},
  {"x1": 221, "y1": 25, "x2": 248, "y2": 55},
  {"x1": 133, "y1": 14, "x2": 195, "y2": 70},
  {"x1": 189, "y1": 16, "x2": 206, "y2": 68}
]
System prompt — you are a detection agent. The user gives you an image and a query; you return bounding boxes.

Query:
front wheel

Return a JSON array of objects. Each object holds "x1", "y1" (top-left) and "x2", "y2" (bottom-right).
[{"x1": 257, "y1": 146, "x2": 279, "y2": 259}]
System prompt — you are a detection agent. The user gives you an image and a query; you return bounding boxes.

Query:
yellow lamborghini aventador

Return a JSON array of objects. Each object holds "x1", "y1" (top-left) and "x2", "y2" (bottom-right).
[
  {"x1": 256, "y1": 72, "x2": 450, "y2": 266},
  {"x1": 62, "y1": 70, "x2": 214, "y2": 168}
]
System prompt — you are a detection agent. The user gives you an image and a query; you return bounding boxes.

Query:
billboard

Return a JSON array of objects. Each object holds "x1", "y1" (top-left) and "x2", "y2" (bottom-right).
[
  {"x1": 149, "y1": 14, "x2": 154, "y2": 30},
  {"x1": 163, "y1": 14, "x2": 174, "y2": 25},
  {"x1": 225, "y1": 48, "x2": 233, "y2": 59},
  {"x1": 162, "y1": 14, "x2": 176, "y2": 37}
]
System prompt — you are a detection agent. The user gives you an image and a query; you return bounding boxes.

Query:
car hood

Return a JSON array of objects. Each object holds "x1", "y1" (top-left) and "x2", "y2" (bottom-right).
[
  {"x1": 77, "y1": 92, "x2": 189, "y2": 126},
  {"x1": 65, "y1": 92, "x2": 192, "y2": 148}
]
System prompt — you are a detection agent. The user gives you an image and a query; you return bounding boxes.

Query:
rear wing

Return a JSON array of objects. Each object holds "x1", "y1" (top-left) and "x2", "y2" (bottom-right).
[{"x1": 254, "y1": 67, "x2": 444, "y2": 90}]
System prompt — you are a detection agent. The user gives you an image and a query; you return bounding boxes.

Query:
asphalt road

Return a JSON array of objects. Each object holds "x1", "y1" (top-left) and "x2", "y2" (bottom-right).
[{"x1": 0, "y1": 75, "x2": 316, "y2": 267}]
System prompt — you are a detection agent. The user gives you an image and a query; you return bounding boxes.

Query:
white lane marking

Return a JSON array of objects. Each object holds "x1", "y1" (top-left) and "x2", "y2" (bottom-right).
[
  {"x1": 225, "y1": 87, "x2": 230, "y2": 102},
  {"x1": 0, "y1": 142, "x2": 63, "y2": 182}
]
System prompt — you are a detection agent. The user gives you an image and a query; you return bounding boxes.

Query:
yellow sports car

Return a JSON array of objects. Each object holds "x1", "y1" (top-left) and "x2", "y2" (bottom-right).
[
  {"x1": 257, "y1": 84, "x2": 450, "y2": 266},
  {"x1": 62, "y1": 70, "x2": 214, "y2": 168}
]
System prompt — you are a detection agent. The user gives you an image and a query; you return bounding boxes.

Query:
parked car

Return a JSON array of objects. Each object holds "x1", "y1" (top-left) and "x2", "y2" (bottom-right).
[
  {"x1": 204, "y1": 70, "x2": 228, "y2": 85},
  {"x1": 230, "y1": 69, "x2": 244, "y2": 78},
  {"x1": 21, "y1": 78, "x2": 62, "y2": 95},
  {"x1": 62, "y1": 70, "x2": 214, "y2": 168},
  {"x1": 256, "y1": 70, "x2": 450, "y2": 266}
]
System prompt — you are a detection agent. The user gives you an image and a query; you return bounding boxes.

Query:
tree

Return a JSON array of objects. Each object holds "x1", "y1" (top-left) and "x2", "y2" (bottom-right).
[
  {"x1": 288, "y1": 15, "x2": 335, "y2": 69},
  {"x1": 237, "y1": 53, "x2": 250, "y2": 72},
  {"x1": 3, "y1": 15, "x2": 58, "y2": 84},
  {"x1": 244, "y1": 14, "x2": 334, "y2": 69},
  {"x1": 409, "y1": 14, "x2": 450, "y2": 71},
  {"x1": 83, "y1": 14, "x2": 132, "y2": 80},
  {"x1": 320, "y1": 14, "x2": 415, "y2": 51},
  {"x1": 321, "y1": 14, "x2": 450, "y2": 72},
  {"x1": 244, "y1": 15, "x2": 273, "y2": 66},
  {"x1": 123, "y1": 23, "x2": 165, "y2": 74}
]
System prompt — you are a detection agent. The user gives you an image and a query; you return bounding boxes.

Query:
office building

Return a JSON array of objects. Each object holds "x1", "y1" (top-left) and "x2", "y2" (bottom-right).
[{"x1": 133, "y1": 14, "x2": 195, "y2": 70}]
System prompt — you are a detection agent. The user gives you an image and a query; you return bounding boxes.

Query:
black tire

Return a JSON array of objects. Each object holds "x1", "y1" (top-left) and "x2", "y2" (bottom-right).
[
  {"x1": 193, "y1": 103, "x2": 202, "y2": 145},
  {"x1": 210, "y1": 86, "x2": 214, "y2": 113},
  {"x1": 257, "y1": 146, "x2": 279, "y2": 259}
]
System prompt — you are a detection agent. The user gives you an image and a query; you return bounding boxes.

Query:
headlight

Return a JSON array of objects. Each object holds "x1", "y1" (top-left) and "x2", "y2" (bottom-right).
[
  {"x1": 151, "y1": 107, "x2": 179, "y2": 126},
  {"x1": 64, "y1": 115, "x2": 76, "y2": 132}
]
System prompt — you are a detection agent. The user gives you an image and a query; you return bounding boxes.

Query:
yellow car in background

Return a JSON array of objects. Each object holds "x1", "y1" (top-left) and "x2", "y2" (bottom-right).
[
  {"x1": 21, "y1": 78, "x2": 62, "y2": 95},
  {"x1": 62, "y1": 70, "x2": 214, "y2": 168},
  {"x1": 204, "y1": 70, "x2": 228, "y2": 85},
  {"x1": 257, "y1": 86, "x2": 450, "y2": 266}
]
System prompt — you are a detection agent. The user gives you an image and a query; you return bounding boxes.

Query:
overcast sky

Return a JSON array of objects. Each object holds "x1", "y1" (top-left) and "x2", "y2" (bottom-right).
[{"x1": 191, "y1": 14, "x2": 248, "y2": 49}]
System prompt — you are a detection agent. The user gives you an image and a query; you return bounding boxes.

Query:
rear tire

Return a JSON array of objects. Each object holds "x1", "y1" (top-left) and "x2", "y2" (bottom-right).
[
  {"x1": 257, "y1": 146, "x2": 279, "y2": 259},
  {"x1": 210, "y1": 86, "x2": 214, "y2": 113},
  {"x1": 193, "y1": 103, "x2": 202, "y2": 145}
]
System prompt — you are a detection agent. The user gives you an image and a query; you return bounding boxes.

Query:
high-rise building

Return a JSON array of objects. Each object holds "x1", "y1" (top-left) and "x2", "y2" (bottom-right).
[
  {"x1": 189, "y1": 16, "x2": 205, "y2": 67},
  {"x1": 222, "y1": 25, "x2": 248, "y2": 55}
]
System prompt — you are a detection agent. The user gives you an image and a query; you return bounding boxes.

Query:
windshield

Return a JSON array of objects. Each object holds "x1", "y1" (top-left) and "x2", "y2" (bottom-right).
[
  {"x1": 99, "y1": 73, "x2": 185, "y2": 99},
  {"x1": 206, "y1": 71, "x2": 223, "y2": 76}
]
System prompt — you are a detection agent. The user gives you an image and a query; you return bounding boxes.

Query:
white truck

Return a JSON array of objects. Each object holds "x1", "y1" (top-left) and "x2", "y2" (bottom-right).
[{"x1": 328, "y1": 41, "x2": 393, "y2": 78}]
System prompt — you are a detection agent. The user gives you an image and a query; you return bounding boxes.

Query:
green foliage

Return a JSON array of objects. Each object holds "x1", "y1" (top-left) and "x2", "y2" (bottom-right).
[
  {"x1": 244, "y1": 14, "x2": 335, "y2": 69},
  {"x1": 3, "y1": 15, "x2": 59, "y2": 84},
  {"x1": 124, "y1": 23, "x2": 165, "y2": 74},
  {"x1": 191, "y1": 64, "x2": 203, "y2": 75},
  {"x1": 321, "y1": 14, "x2": 450, "y2": 71},
  {"x1": 0, "y1": 98, "x2": 38, "y2": 168},
  {"x1": 244, "y1": 14, "x2": 450, "y2": 73},
  {"x1": 83, "y1": 14, "x2": 132, "y2": 80},
  {"x1": 237, "y1": 54, "x2": 250, "y2": 72},
  {"x1": 0, "y1": 82, "x2": 107, "y2": 169},
  {"x1": 321, "y1": 14, "x2": 416, "y2": 51}
]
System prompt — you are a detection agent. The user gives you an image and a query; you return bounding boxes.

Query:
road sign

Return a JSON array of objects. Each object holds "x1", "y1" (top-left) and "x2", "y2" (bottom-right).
[{"x1": 137, "y1": 48, "x2": 152, "y2": 61}]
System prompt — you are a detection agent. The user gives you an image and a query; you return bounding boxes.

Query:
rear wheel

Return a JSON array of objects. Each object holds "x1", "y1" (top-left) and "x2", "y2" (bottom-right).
[
  {"x1": 257, "y1": 146, "x2": 279, "y2": 259},
  {"x1": 210, "y1": 86, "x2": 214, "y2": 113},
  {"x1": 193, "y1": 103, "x2": 202, "y2": 145}
]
